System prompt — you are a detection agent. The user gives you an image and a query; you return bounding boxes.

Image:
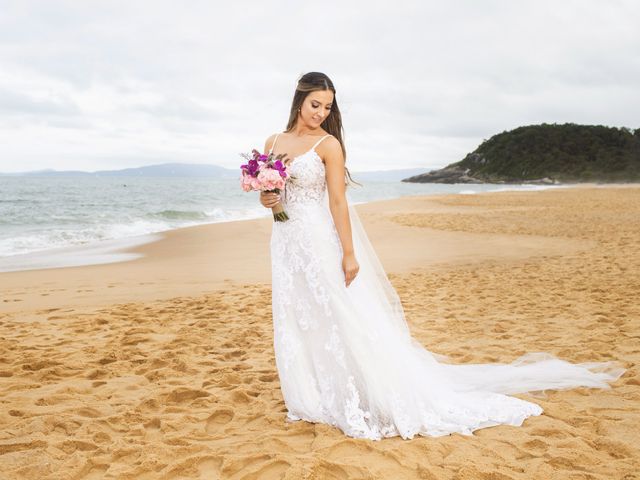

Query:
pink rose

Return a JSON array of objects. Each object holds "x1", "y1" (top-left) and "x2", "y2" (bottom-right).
[{"x1": 240, "y1": 178, "x2": 251, "y2": 192}]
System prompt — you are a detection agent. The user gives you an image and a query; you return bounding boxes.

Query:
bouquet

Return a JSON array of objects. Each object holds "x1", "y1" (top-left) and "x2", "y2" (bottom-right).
[{"x1": 240, "y1": 149, "x2": 291, "y2": 222}]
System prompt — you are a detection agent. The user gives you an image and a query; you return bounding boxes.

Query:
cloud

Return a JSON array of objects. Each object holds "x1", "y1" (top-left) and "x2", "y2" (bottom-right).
[
  {"x1": 0, "y1": 87, "x2": 79, "y2": 116},
  {"x1": 0, "y1": 0, "x2": 638, "y2": 172}
]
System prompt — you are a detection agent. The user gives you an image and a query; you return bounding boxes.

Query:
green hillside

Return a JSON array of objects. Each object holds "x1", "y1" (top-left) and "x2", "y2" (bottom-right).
[{"x1": 403, "y1": 123, "x2": 640, "y2": 184}]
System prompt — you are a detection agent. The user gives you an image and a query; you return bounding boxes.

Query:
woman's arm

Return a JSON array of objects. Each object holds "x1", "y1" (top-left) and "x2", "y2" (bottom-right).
[{"x1": 324, "y1": 137, "x2": 359, "y2": 287}]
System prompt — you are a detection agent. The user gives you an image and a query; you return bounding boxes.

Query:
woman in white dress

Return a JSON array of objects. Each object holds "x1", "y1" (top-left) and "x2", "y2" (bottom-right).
[{"x1": 258, "y1": 71, "x2": 626, "y2": 441}]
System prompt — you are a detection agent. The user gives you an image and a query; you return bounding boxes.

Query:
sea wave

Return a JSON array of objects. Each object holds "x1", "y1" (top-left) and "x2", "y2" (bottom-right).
[
  {"x1": 0, "y1": 207, "x2": 268, "y2": 257},
  {"x1": 0, "y1": 220, "x2": 171, "y2": 257},
  {"x1": 486, "y1": 184, "x2": 566, "y2": 193},
  {"x1": 150, "y1": 209, "x2": 211, "y2": 221}
]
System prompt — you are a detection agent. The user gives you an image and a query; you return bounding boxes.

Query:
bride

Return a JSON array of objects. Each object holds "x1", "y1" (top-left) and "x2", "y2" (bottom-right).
[{"x1": 258, "y1": 71, "x2": 626, "y2": 440}]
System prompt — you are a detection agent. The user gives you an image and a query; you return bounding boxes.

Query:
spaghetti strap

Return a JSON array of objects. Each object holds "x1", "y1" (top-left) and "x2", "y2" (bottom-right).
[
  {"x1": 312, "y1": 134, "x2": 332, "y2": 150},
  {"x1": 269, "y1": 133, "x2": 280, "y2": 154}
]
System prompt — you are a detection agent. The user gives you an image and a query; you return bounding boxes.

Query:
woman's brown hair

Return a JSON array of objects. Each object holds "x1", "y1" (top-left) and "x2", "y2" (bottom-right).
[{"x1": 284, "y1": 72, "x2": 361, "y2": 187}]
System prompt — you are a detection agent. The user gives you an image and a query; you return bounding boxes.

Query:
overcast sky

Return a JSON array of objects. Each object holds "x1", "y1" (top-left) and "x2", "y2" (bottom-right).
[{"x1": 0, "y1": 0, "x2": 638, "y2": 173}]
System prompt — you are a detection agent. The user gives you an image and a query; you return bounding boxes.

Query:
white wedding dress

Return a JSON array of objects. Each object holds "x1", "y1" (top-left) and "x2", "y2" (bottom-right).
[{"x1": 269, "y1": 133, "x2": 625, "y2": 440}]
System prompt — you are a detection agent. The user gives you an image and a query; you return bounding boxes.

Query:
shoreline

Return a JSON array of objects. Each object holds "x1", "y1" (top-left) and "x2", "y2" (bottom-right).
[
  {"x1": 0, "y1": 184, "x2": 620, "y2": 315},
  {"x1": 1, "y1": 181, "x2": 634, "y2": 274}
]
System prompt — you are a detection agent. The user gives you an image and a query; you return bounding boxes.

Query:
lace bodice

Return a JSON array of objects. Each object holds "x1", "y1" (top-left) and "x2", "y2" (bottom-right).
[
  {"x1": 269, "y1": 133, "x2": 331, "y2": 211},
  {"x1": 282, "y1": 151, "x2": 326, "y2": 207}
]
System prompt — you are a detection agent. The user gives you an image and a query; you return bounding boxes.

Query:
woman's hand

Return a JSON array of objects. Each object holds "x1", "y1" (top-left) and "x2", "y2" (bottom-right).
[
  {"x1": 342, "y1": 252, "x2": 359, "y2": 287},
  {"x1": 260, "y1": 191, "x2": 281, "y2": 208}
]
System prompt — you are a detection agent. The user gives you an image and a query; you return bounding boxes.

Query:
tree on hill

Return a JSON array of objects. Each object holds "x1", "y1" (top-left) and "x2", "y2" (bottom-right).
[{"x1": 403, "y1": 123, "x2": 640, "y2": 184}]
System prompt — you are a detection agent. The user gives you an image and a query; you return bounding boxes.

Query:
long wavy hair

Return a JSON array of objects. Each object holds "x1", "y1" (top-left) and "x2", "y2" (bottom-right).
[{"x1": 284, "y1": 72, "x2": 361, "y2": 187}]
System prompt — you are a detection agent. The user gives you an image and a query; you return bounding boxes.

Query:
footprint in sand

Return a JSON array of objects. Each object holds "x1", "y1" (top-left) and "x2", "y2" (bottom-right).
[
  {"x1": 220, "y1": 454, "x2": 290, "y2": 480},
  {"x1": 205, "y1": 408, "x2": 234, "y2": 434},
  {"x1": 195, "y1": 457, "x2": 223, "y2": 479},
  {"x1": 529, "y1": 427, "x2": 568, "y2": 439},
  {"x1": 309, "y1": 463, "x2": 350, "y2": 480},
  {"x1": 223, "y1": 349, "x2": 246, "y2": 359},
  {"x1": 0, "y1": 440, "x2": 47, "y2": 455},
  {"x1": 165, "y1": 388, "x2": 210, "y2": 404},
  {"x1": 236, "y1": 460, "x2": 291, "y2": 480},
  {"x1": 594, "y1": 437, "x2": 635, "y2": 459},
  {"x1": 58, "y1": 439, "x2": 99, "y2": 454},
  {"x1": 162, "y1": 456, "x2": 222, "y2": 480},
  {"x1": 230, "y1": 390, "x2": 251, "y2": 404},
  {"x1": 522, "y1": 438, "x2": 548, "y2": 456},
  {"x1": 22, "y1": 360, "x2": 60, "y2": 371},
  {"x1": 82, "y1": 464, "x2": 109, "y2": 480}
]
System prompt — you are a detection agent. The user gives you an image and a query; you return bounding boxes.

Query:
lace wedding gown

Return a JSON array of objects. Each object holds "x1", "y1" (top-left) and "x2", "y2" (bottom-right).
[{"x1": 269, "y1": 133, "x2": 625, "y2": 440}]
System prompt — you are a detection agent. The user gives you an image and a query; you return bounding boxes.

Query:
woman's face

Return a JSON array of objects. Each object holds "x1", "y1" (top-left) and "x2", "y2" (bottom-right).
[{"x1": 299, "y1": 90, "x2": 334, "y2": 128}]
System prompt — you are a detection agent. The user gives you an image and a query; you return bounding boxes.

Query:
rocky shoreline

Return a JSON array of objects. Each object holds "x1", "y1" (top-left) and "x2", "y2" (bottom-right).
[{"x1": 401, "y1": 166, "x2": 562, "y2": 185}]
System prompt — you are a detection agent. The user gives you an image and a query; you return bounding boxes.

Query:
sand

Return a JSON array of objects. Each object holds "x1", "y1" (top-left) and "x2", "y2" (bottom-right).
[{"x1": 0, "y1": 185, "x2": 638, "y2": 479}]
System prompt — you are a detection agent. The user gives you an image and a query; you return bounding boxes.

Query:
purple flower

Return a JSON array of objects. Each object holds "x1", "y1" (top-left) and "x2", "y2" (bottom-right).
[
  {"x1": 244, "y1": 158, "x2": 259, "y2": 176},
  {"x1": 239, "y1": 148, "x2": 286, "y2": 178},
  {"x1": 272, "y1": 159, "x2": 287, "y2": 178}
]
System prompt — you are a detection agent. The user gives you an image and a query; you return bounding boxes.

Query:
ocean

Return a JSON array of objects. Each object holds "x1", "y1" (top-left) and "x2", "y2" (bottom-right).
[{"x1": 0, "y1": 176, "x2": 563, "y2": 271}]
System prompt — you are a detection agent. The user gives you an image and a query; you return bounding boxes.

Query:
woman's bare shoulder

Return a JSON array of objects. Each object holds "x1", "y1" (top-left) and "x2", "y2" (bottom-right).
[
  {"x1": 321, "y1": 134, "x2": 341, "y2": 152},
  {"x1": 317, "y1": 135, "x2": 343, "y2": 166},
  {"x1": 264, "y1": 132, "x2": 282, "y2": 152}
]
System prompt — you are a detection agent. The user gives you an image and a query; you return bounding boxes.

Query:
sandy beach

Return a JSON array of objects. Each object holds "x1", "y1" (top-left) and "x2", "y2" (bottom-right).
[{"x1": 1, "y1": 185, "x2": 638, "y2": 479}]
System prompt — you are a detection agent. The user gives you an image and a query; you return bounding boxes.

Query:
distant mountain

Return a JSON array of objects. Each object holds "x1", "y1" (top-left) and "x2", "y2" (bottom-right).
[
  {"x1": 403, "y1": 123, "x2": 640, "y2": 184},
  {"x1": 0, "y1": 163, "x2": 239, "y2": 178},
  {"x1": 93, "y1": 163, "x2": 239, "y2": 178},
  {"x1": 1, "y1": 164, "x2": 431, "y2": 181}
]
